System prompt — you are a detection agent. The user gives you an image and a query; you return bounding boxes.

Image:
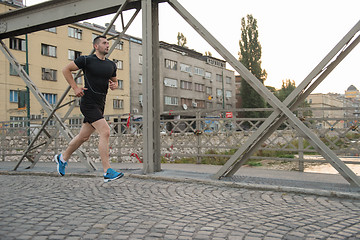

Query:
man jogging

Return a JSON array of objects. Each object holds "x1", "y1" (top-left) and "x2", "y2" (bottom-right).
[{"x1": 54, "y1": 36, "x2": 123, "y2": 182}]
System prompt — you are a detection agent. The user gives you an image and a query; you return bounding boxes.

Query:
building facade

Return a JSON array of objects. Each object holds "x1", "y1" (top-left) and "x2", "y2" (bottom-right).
[
  {"x1": 1, "y1": 1, "x2": 236, "y2": 126},
  {"x1": 345, "y1": 85, "x2": 360, "y2": 99},
  {"x1": 129, "y1": 40, "x2": 236, "y2": 119},
  {"x1": 306, "y1": 93, "x2": 356, "y2": 129},
  {"x1": 0, "y1": 1, "x2": 130, "y2": 124}
]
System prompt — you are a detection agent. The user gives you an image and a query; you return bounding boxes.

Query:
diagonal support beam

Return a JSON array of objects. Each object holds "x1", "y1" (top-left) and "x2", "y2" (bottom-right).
[
  {"x1": 107, "y1": 7, "x2": 141, "y2": 56},
  {"x1": 10, "y1": 0, "x2": 139, "y2": 170},
  {"x1": 26, "y1": 101, "x2": 83, "y2": 170},
  {"x1": 223, "y1": 29, "x2": 360, "y2": 178},
  {"x1": 0, "y1": 40, "x2": 95, "y2": 171},
  {"x1": 168, "y1": 0, "x2": 360, "y2": 187}
]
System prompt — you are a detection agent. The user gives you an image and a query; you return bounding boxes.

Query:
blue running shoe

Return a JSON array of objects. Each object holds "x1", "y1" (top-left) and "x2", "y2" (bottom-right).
[
  {"x1": 54, "y1": 154, "x2": 67, "y2": 176},
  {"x1": 104, "y1": 168, "x2": 124, "y2": 183}
]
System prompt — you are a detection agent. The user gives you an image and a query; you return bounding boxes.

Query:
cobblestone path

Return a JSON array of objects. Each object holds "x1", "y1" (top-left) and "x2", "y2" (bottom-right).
[{"x1": 0, "y1": 175, "x2": 359, "y2": 239}]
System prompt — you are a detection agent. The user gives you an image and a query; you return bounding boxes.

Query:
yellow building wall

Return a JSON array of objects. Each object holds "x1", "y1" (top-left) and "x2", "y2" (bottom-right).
[
  {"x1": 0, "y1": 3, "x2": 130, "y2": 122},
  {"x1": 0, "y1": 3, "x2": 26, "y2": 121},
  {"x1": 345, "y1": 90, "x2": 358, "y2": 99}
]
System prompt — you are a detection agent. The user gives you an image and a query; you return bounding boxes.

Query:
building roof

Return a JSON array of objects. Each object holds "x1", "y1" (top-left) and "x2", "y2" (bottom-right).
[
  {"x1": 347, "y1": 85, "x2": 358, "y2": 91},
  {"x1": 0, "y1": 0, "x2": 23, "y2": 8},
  {"x1": 74, "y1": 21, "x2": 119, "y2": 36},
  {"x1": 159, "y1": 41, "x2": 226, "y2": 68}
]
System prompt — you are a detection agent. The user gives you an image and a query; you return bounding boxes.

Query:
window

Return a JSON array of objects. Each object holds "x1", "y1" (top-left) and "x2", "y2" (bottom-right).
[
  {"x1": 9, "y1": 37, "x2": 26, "y2": 51},
  {"x1": 195, "y1": 100, "x2": 205, "y2": 108},
  {"x1": 10, "y1": 90, "x2": 18, "y2": 103},
  {"x1": 44, "y1": 27, "x2": 56, "y2": 33},
  {"x1": 139, "y1": 94, "x2": 143, "y2": 105},
  {"x1": 41, "y1": 44, "x2": 57, "y2": 57},
  {"x1": 42, "y1": 68, "x2": 57, "y2": 81},
  {"x1": 43, "y1": 93, "x2": 57, "y2": 104},
  {"x1": 68, "y1": 27, "x2": 82, "y2": 39},
  {"x1": 72, "y1": 73, "x2": 82, "y2": 84},
  {"x1": 68, "y1": 50, "x2": 81, "y2": 60},
  {"x1": 181, "y1": 98, "x2": 192, "y2": 106},
  {"x1": 10, "y1": 63, "x2": 25, "y2": 76},
  {"x1": 205, "y1": 71, "x2": 212, "y2": 80},
  {"x1": 114, "y1": 41, "x2": 123, "y2": 50},
  {"x1": 165, "y1": 96, "x2": 178, "y2": 106},
  {"x1": 217, "y1": 103, "x2": 223, "y2": 109},
  {"x1": 118, "y1": 80, "x2": 123, "y2": 89},
  {"x1": 226, "y1": 90, "x2": 232, "y2": 98},
  {"x1": 139, "y1": 55, "x2": 143, "y2": 65},
  {"x1": 69, "y1": 118, "x2": 82, "y2": 126},
  {"x1": 180, "y1": 80, "x2": 192, "y2": 90},
  {"x1": 206, "y1": 102, "x2": 213, "y2": 109},
  {"x1": 30, "y1": 115, "x2": 42, "y2": 120},
  {"x1": 226, "y1": 104, "x2": 232, "y2": 109},
  {"x1": 165, "y1": 59, "x2": 177, "y2": 70},
  {"x1": 180, "y1": 63, "x2": 191, "y2": 73},
  {"x1": 164, "y1": 78, "x2": 177, "y2": 88},
  {"x1": 194, "y1": 67, "x2": 204, "y2": 76},
  {"x1": 226, "y1": 76, "x2": 232, "y2": 84},
  {"x1": 216, "y1": 74, "x2": 222, "y2": 82},
  {"x1": 113, "y1": 99, "x2": 124, "y2": 109},
  {"x1": 206, "y1": 87, "x2": 212, "y2": 95},
  {"x1": 216, "y1": 88, "x2": 223, "y2": 97},
  {"x1": 113, "y1": 59, "x2": 123, "y2": 70},
  {"x1": 195, "y1": 83, "x2": 205, "y2": 92},
  {"x1": 138, "y1": 75, "x2": 143, "y2": 84},
  {"x1": 10, "y1": 116, "x2": 26, "y2": 128}
]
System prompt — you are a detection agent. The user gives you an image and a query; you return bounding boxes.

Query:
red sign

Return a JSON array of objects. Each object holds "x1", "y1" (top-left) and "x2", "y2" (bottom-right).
[{"x1": 225, "y1": 112, "x2": 233, "y2": 118}]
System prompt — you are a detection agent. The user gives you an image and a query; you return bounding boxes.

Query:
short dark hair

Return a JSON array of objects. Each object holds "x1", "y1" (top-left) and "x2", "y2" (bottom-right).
[{"x1": 93, "y1": 35, "x2": 107, "y2": 45}]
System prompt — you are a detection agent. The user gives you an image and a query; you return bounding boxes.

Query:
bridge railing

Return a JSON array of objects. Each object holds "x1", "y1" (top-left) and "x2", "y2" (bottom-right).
[{"x1": 1, "y1": 107, "x2": 359, "y2": 171}]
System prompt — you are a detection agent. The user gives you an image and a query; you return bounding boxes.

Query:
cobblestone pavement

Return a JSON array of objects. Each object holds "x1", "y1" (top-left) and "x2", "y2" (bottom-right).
[{"x1": 1, "y1": 175, "x2": 360, "y2": 240}]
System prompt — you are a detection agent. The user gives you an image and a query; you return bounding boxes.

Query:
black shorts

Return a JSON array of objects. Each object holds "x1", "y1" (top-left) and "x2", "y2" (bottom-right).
[{"x1": 80, "y1": 102, "x2": 104, "y2": 124}]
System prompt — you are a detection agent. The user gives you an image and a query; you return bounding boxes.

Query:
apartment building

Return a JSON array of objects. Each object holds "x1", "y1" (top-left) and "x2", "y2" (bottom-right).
[
  {"x1": 345, "y1": 85, "x2": 360, "y2": 99},
  {"x1": 129, "y1": 39, "x2": 236, "y2": 119},
  {"x1": 0, "y1": 1, "x2": 130, "y2": 124},
  {"x1": 306, "y1": 92, "x2": 357, "y2": 129},
  {"x1": 1, "y1": 0, "x2": 236, "y2": 126}
]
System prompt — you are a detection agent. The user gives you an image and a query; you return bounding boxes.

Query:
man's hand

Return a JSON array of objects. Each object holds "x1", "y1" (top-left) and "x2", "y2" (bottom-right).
[
  {"x1": 109, "y1": 80, "x2": 118, "y2": 90},
  {"x1": 74, "y1": 86, "x2": 87, "y2": 97}
]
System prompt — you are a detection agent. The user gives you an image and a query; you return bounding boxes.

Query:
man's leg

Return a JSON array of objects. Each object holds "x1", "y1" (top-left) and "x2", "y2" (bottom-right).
[
  {"x1": 55, "y1": 122, "x2": 95, "y2": 176},
  {"x1": 91, "y1": 118, "x2": 124, "y2": 182},
  {"x1": 62, "y1": 122, "x2": 95, "y2": 161},
  {"x1": 91, "y1": 118, "x2": 111, "y2": 173}
]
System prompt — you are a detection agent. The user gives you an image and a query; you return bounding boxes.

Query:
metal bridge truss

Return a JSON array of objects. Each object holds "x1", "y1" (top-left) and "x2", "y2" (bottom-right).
[
  {"x1": 0, "y1": 0, "x2": 359, "y2": 186},
  {"x1": 2, "y1": 109, "x2": 360, "y2": 169},
  {"x1": 0, "y1": 0, "x2": 140, "y2": 171}
]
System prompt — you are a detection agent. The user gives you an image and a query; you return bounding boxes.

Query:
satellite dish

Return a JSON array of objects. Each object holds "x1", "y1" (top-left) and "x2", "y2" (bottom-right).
[{"x1": 183, "y1": 104, "x2": 188, "y2": 110}]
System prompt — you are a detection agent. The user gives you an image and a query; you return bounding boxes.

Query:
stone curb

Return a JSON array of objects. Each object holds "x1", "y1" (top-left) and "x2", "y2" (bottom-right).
[
  {"x1": 0, "y1": 171, "x2": 98, "y2": 178},
  {"x1": 129, "y1": 173, "x2": 360, "y2": 200},
  {"x1": 1, "y1": 170, "x2": 360, "y2": 200}
]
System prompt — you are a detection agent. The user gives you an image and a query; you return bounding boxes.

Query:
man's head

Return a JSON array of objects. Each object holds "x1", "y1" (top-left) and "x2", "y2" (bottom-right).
[{"x1": 93, "y1": 36, "x2": 109, "y2": 55}]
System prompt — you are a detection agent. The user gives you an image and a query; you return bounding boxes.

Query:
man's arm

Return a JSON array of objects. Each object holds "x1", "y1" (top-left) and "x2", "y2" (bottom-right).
[
  {"x1": 62, "y1": 62, "x2": 87, "y2": 97},
  {"x1": 109, "y1": 76, "x2": 118, "y2": 90}
]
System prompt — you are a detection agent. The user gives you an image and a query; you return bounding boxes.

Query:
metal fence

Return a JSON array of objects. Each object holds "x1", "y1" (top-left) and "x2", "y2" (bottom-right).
[{"x1": 1, "y1": 107, "x2": 360, "y2": 171}]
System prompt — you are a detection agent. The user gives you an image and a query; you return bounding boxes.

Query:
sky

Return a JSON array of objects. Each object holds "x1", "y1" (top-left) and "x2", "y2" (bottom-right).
[{"x1": 25, "y1": 0, "x2": 360, "y2": 94}]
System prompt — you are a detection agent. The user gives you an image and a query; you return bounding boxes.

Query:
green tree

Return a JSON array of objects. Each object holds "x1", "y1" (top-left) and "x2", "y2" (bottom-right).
[
  {"x1": 275, "y1": 79, "x2": 296, "y2": 102},
  {"x1": 272, "y1": 79, "x2": 312, "y2": 126},
  {"x1": 177, "y1": 32, "x2": 187, "y2": 47},
  {"x1": 266, "y1": 85, "x2": 276, "y2": 93},
  {"x1": 238, "y1": 14, "x2": 267, "y2": 118}
]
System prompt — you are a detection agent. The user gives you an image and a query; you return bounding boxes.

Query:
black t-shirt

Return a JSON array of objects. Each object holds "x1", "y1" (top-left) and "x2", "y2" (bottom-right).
[{"x1": 74, "y1": 54, "x2": 117, "y2": 106}]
